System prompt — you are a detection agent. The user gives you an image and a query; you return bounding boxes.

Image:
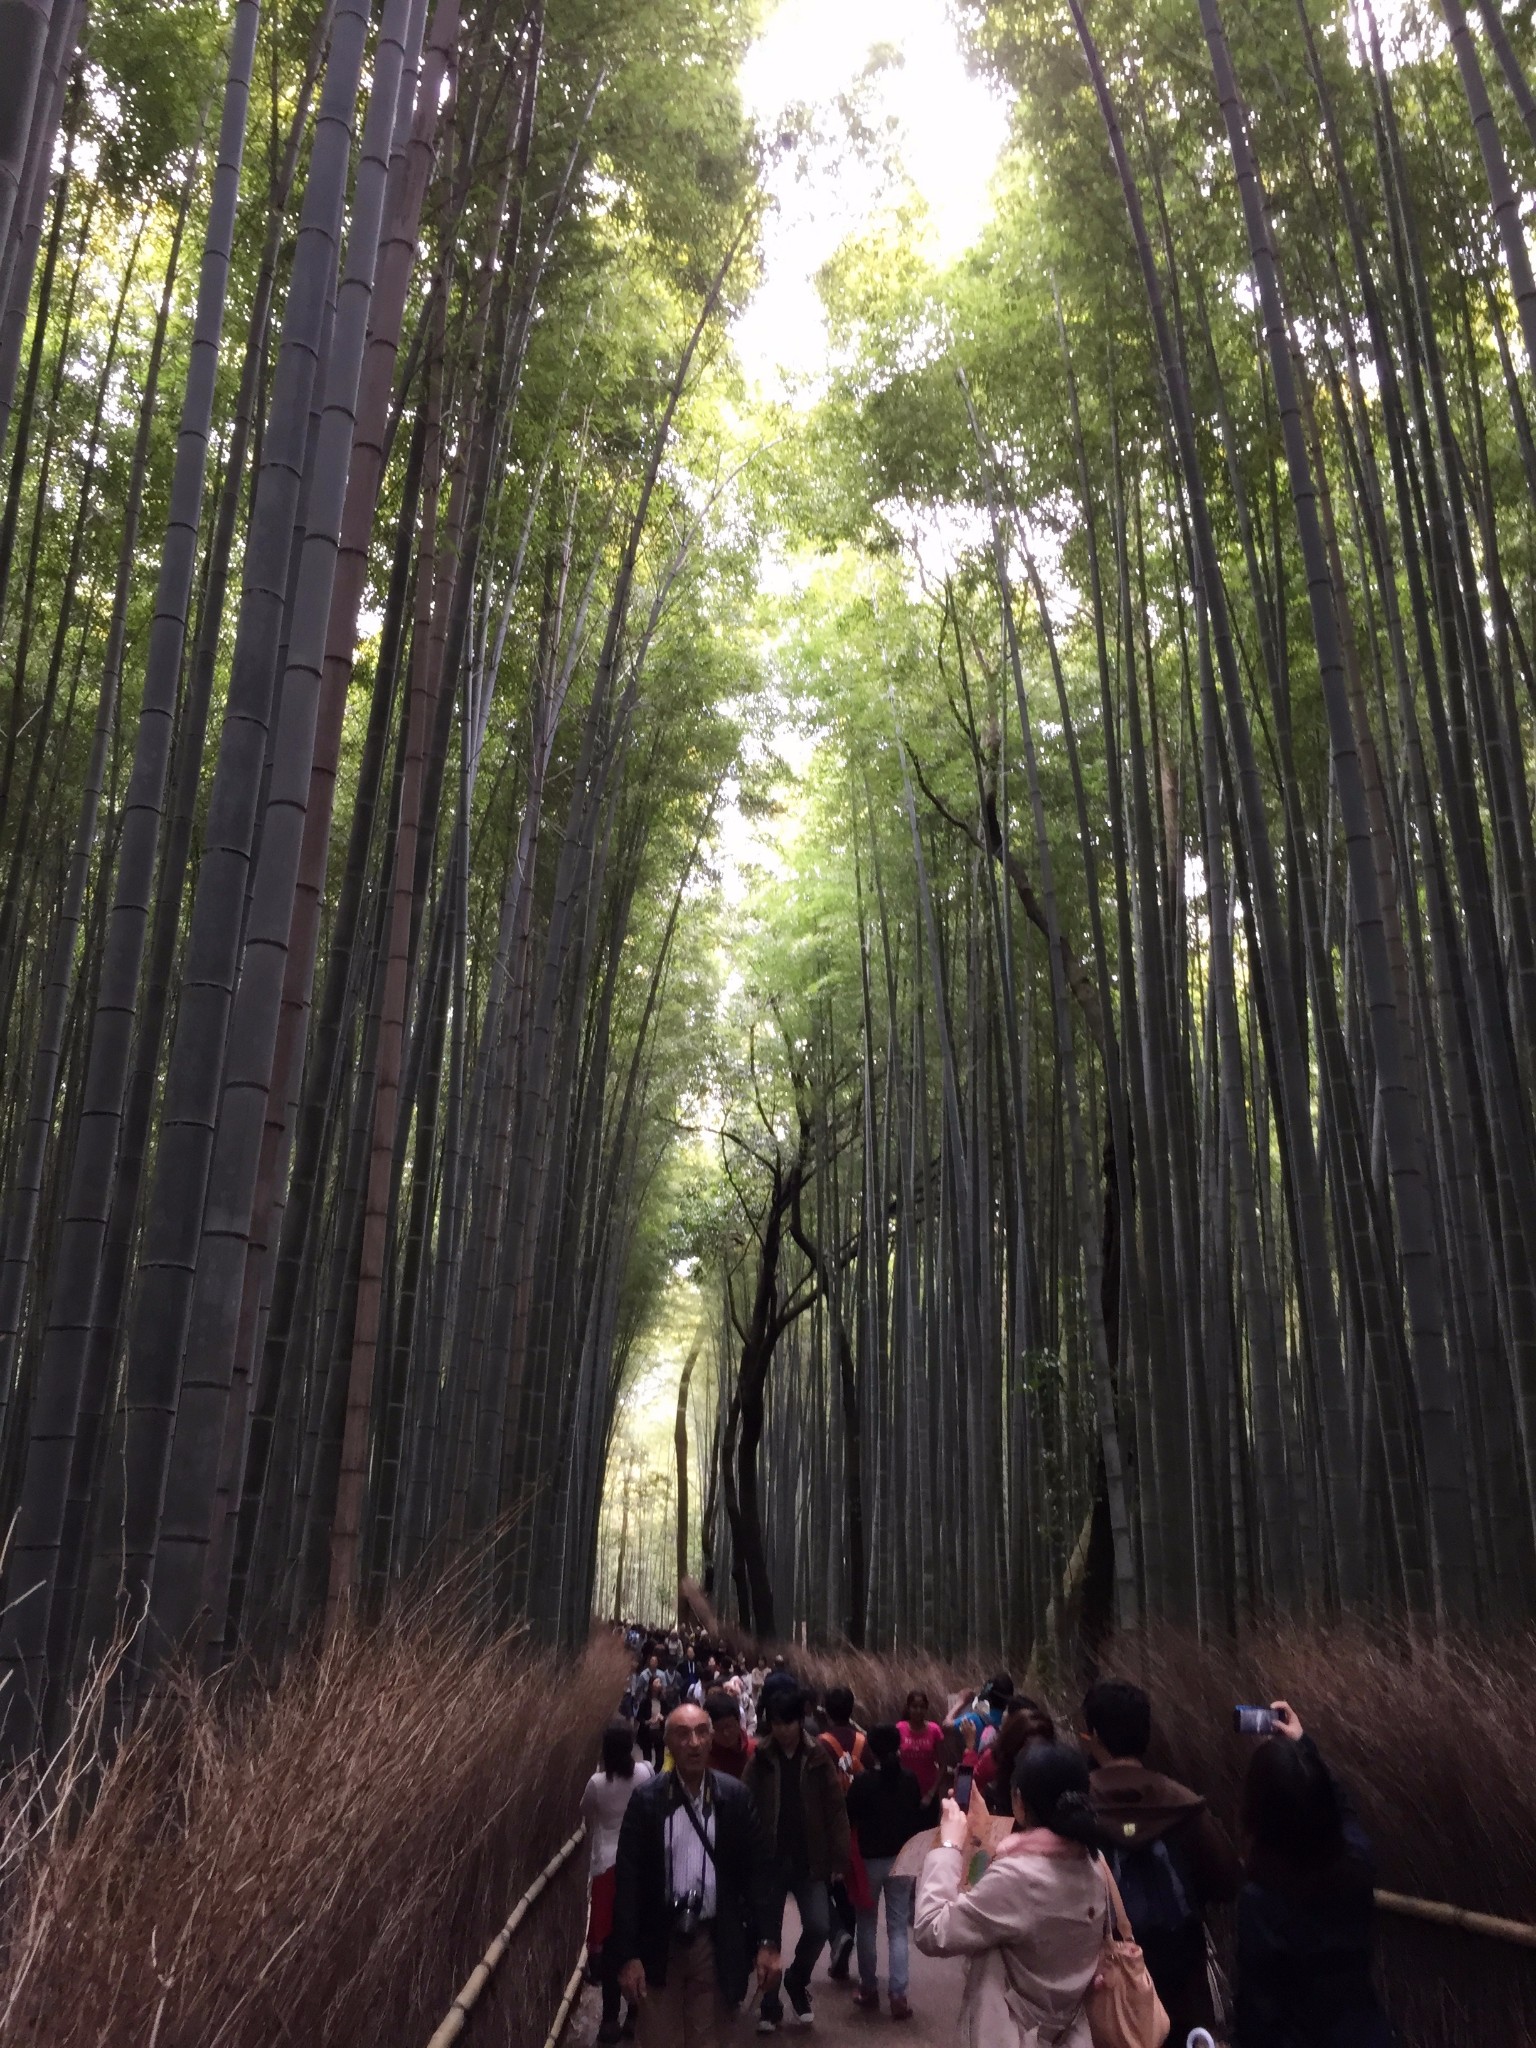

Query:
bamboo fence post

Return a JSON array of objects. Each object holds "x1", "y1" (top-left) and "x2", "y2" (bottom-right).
[
  {"x1": 425, "y1": 1824, "x2": 586, "y2": 2048},
  {"x1": 541, "y1": 1947, "x2": 588, "y2": 2048},
  {"x1": 1374, "y1": 1890, "x2": 1536, "y2": 1949}
]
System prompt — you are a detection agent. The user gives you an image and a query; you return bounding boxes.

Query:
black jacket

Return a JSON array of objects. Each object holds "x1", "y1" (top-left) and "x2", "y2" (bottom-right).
[
  {"x1": 846, "y1": 1762, "x2": 931, "y2": 1860},
  {"x1": 1233, "y1": 1742, "x2": 1394, "y2": 2048},
  {"x1": 611, "y1": 1770, "x2": 777, "y2": 2000}
]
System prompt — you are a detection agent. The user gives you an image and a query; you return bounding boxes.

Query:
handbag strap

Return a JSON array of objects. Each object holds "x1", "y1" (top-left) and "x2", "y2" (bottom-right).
[{"x1": 1097, "y1": 1854, "x2": 1135, "y2": 1944}]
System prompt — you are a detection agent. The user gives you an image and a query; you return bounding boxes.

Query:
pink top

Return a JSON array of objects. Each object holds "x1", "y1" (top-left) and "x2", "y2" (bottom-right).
[
  {"x1": 898, "y1": 1718, "x2": 944, "y2": 1796},
  {"x1": 993, "y1": 1825, "x2": 1086, "y2": 1861}
]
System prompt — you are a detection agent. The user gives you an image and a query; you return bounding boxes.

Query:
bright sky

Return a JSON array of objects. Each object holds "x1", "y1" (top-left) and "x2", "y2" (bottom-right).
[
  {"x1": 706, "y1": 5, "x2": 1010, "y2": 914},
  {"x1": 732, "y1": 0, "x2": 1011, "y2": 395}
]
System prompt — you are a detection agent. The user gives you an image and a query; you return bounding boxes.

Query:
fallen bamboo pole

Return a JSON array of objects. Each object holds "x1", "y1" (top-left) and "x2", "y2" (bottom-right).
[
  {"x1": 541, "y1": 1946, "x2": 588, "y2": 2048},
  {"x1": 1375, "y1": 1890, "x2": 1536, "y2": 1949},
  {"x1": 425, "y1": 1823, "x2": 587, "y2": 2048}
]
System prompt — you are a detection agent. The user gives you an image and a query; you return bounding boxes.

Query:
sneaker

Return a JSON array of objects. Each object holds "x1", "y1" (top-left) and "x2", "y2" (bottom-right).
[
  {"x1": 596, "y1": 2025, "x2": 623, "y2": 2046},
  {"x1": 786, "y1": 1979, "x2": 815, "y2": 2026},
  {"x1": 756, "y1": 2021, "x2": 779, "y2": 2037},
  {"x1": 889, "y1": 1993, "x2": 913, "y2": 2021},
  {"x1": 827, "y1": 1931, "x2": 854, "y2": 1981},
  {"x1": 852, "y1": 1986, "x2": 880, "y2": 2011}
]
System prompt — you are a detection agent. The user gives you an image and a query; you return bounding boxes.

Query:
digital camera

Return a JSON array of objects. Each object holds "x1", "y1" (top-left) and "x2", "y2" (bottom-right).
[{"x1": 671, "y1": 1884, "x2": 706, "y2": 1941}]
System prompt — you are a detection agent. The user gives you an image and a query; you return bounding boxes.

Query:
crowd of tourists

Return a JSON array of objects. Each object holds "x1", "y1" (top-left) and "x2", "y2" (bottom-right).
[{"x1": 580, "y1": 1628, "x2": 1392, "y2": 2048}]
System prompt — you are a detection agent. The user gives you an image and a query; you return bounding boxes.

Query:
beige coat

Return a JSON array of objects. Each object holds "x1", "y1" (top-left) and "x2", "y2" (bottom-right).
[{"x1": 914, "y1": 1835, "x2": 1106, "y2": 2048}]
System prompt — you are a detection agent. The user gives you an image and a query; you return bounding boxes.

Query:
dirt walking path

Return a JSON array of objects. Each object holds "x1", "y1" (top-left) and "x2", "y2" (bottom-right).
[{"x1": 568, "y1": 1895, "x2": 965, "y2": 2045}]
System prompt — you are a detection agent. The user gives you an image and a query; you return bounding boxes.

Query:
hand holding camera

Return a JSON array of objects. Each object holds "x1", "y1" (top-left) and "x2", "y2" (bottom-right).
[{"x1": 1233, "y1": 1698, "x2": 1304, "y2": 1741}]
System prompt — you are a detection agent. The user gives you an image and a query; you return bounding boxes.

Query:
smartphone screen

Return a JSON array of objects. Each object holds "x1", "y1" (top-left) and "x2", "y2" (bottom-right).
[{"x1": 953, "y1": 1764, "x2": 974, "y2": 1812}]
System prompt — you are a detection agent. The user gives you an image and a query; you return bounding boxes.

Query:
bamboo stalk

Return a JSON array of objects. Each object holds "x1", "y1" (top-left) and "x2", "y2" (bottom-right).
[
  {"x1": 1375, "y1": 1889, "x2": 1536, "y2": 1948},
  {"x1": 424, "y1": 1824, "x2": 585, "y2": 2048},
  {"x1": 541, "y1": 1948, "x2": 588, "y2": 2048}
]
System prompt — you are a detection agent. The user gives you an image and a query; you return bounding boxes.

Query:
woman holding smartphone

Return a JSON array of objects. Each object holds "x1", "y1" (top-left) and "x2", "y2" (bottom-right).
[
  {"x1": 1233, "y1": 1701, "x2": 1394, "y2": 2048},
  {"x1": 913, "y1": 1740, "x2": 1113, "y2": 2046}
]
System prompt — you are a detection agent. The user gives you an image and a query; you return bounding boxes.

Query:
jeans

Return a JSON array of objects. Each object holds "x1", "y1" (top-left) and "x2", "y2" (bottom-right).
[
  {"x1": 759, "y1": 1869, "x2": 831, "y2": 2018},
  {"x1": 855, "y1": 1857, "x2": 914, "y2": 1999}
]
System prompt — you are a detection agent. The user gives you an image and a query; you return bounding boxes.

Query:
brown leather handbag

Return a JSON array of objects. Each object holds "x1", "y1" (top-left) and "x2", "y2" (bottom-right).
[{"x1": 1085, "y1": 1857, "x2": 1171, "y2": 2048}]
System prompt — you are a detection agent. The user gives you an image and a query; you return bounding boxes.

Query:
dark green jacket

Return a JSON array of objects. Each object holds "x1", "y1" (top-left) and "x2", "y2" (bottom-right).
[{"x1": 743, "y1": 1726, "x2": 850, "y2": 1883}]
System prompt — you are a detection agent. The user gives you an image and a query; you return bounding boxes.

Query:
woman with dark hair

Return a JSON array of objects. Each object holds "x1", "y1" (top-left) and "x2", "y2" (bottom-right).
[
  {"x1": 818, "y1": 1684, "x2": 868, "y2": 1778},
  {"x1": 635, "y1": 1673, "x2": 666, "y2": 1771},
  {"x1": 897, "y1": 1688, "x2": 945, "y2": 1798},
  {"x1": 817, "y1": 1683, "x2": 867, "y2": 1982},
  {"x1": 976, "y1": 1696, "x2": 1056, "y2": 1816},
  {"x1": 847, "y1": 1723, "x2": 936, "y2": 2019},
  {"x1": 581, "y1": 1720, "x2": 655, "y2": 2043},
  {"x1": 1233, "y1": 1701, "x2": 1394, "y2": 2048},
  {"x1": 914, "y1": 1739, "x2": 1113, "y2": 2046}
]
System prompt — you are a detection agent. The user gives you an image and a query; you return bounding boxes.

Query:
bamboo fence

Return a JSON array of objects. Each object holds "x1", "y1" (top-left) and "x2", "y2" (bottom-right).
[
  {"x1": 1375, "y1": 1890, "x2": 1536, "y2": 1950},
  {"x1": 540, "y1": 1948, "x2": 588, "y2": 2048},
  {"x1": 425, "y1": 1824, "x2": 586, "y2": 2048}
]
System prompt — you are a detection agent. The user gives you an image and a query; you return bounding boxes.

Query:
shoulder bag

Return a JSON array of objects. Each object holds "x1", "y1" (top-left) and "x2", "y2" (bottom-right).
[{"x1": 1085, "y1": 1856, "x2": 1171, "y2": 2048}]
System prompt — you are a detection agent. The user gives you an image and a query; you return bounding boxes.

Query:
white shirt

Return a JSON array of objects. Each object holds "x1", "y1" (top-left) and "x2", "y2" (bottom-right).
[
  {"x1": 732, "y1": 1676, "x2": 757, "y2": 1738},
  {"x1": 580, "y1": 1760, "x2": 655, "y2": 1879},
  {"x1": 665, "y1": 1778, "x2": 717, "y2": 1919}
]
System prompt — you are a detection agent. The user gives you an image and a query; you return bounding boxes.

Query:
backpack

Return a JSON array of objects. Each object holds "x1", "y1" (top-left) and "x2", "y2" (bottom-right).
[
  {"x1": 818, "y1": 1726, "x2": 866, "y2": 1780},
  {"x1": 1108, "y1": 1831, "x2": 1205, "y2": 1994}
]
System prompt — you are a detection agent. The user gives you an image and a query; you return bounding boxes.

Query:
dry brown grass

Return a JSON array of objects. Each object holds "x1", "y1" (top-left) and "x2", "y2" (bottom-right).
[
  {"x1": 0, "y1": 1604, "x2": 625, "y2": 2048},
  {"x1": 791, "y1": 1646, "x2": 977, "y2": 1725}
]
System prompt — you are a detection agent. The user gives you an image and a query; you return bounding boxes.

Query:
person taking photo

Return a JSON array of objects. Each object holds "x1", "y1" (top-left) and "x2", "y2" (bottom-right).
[
  {"x1": 1233, "y1": 1700, "x2": 1394, "y2": 2048},
  {"x1": 914, "y1": 1738, "x2": 1114, "y2": 2046}
]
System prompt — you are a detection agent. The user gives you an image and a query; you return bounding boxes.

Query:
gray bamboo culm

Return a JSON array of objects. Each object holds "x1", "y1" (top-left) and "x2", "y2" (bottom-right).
[{"x1": 424, "y1": 1823, "x2": 585, "y2": 2048}]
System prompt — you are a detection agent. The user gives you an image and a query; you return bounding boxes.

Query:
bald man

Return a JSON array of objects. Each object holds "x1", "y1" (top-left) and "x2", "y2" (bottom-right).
[{"x1": 612, "y1": 1702, "x2": 781, "y2": 2046}]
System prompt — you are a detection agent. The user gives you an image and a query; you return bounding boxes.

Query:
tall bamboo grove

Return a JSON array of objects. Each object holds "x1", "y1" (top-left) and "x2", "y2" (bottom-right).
[
  {"x1": 7, "y1": 0, "x2": 1536, "y2": 1744},
  {"x1": 0, "y1": 0, "x2": 758, "y2": 1754},
  {"x1": 695, "y1": 0, "x2": 1536, "y2": 1662}
]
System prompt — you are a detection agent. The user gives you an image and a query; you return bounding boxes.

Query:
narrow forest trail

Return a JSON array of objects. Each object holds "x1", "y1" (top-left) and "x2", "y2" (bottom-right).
[{"x1": 567, "y1": 1897, "x2": 966, "y2": 2045}]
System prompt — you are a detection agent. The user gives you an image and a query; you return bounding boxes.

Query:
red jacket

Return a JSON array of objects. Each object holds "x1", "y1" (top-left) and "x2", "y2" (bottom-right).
[{"x1": 709, "y1": 1731, "x2": 755, "y2": 1779}]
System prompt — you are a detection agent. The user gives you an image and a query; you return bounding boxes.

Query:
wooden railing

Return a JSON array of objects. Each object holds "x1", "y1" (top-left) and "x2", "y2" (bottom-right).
[
  {"x1": 1376, "y1": 1888, "x2": 1536, "y2": 1949},
  {"x1": 426, "y1": 1824, "x2": 587, "y2": 2048}
]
